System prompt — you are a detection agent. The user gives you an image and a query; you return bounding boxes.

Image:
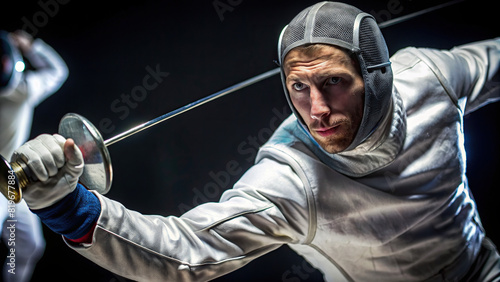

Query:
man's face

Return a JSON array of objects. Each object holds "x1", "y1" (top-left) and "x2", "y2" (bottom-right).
[{"x1": 284, "y1": 44, "x2": 364, "y2": 154}]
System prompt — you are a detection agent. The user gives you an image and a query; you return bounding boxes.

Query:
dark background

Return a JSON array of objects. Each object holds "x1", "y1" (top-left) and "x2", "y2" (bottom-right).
[{"x1": 0, "y1": 0, "x2": 498, "y2": 281}]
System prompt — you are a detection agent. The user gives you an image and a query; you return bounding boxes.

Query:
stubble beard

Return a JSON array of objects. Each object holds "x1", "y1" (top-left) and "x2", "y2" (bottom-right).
[{"x1": 310, "y1": 118, "x2": 356, "y2": 154}]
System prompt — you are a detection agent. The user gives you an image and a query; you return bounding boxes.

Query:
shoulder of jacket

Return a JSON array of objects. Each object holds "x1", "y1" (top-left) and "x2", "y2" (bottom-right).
[{"x1": 390, "y1": 47, "x2": 426, "y2": 74}]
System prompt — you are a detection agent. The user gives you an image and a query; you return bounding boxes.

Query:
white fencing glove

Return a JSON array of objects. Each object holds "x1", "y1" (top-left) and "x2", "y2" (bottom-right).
[{"x1": 11, "y1": 134, "x2": 84, "y2": 210}]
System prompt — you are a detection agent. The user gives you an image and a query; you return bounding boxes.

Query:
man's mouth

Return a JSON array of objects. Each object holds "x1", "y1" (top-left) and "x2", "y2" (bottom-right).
[{"x1": 314, "y1": 124, "x2": 341, "y2": 137}]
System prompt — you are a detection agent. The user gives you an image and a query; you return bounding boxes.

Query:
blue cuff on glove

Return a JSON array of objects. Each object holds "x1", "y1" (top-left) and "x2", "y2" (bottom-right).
[{"x1": 31, "y1": 183, "x2": 101, "y2": 240}]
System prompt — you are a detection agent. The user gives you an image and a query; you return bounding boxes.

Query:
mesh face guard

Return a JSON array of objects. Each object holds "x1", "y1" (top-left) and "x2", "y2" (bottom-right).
[
  {"x1": 278, "y1": 1, "x2": 393, "y2": 152},
  {"x1": 0, "y1": 30, "x2": 23, "y2": 97}
]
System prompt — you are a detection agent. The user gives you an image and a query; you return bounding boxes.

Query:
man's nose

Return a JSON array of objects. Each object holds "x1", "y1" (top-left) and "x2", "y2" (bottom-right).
[{"x1": 310, "y1": 87, "x2": 330, "y2": 120}]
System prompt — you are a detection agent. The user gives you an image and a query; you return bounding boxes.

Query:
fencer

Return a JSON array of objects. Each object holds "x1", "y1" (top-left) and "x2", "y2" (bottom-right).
[
  {"x1": 9, "y1": 2, "x2": 500, "y2": 281},
  {"x1": 0, "y1": 30, "x2": 68, "y2": 281}
]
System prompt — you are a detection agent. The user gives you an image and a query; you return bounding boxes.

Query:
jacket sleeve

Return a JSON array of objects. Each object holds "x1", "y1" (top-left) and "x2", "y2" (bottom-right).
[
  {"x1": 65, "y1": 157, "x2": 311, "y2": 281},
  {"x1": 24, "y1": 39, "x2": 69, "y2": 106},
  {"x1": 409, "y1": 37, "x2": 500, "y2": 115}
]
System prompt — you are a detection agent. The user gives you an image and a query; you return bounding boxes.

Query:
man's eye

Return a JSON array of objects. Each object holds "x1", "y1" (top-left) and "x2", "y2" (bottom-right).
[
  {"x1": 327, "y1": 77, "x2": 342, "y2": 85},
  {"x1": 292, "y1": 82, "x2": 306, "y2": 91}
]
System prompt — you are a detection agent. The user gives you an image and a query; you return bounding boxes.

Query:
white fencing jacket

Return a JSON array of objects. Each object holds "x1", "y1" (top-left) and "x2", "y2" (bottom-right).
[
  {"x1": 0, "y1": 39, "x2": 68, "y2": 159},
  {"x1": 69, "y1": 38, "x2": 500, "y2": 281}
]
